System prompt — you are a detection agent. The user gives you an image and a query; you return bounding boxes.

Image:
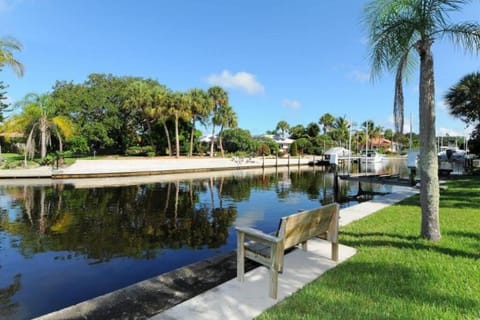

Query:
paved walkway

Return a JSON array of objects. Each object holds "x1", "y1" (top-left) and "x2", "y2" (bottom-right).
[{"x1": 151, "y1": 186, "x2": 417, "y2": 320}]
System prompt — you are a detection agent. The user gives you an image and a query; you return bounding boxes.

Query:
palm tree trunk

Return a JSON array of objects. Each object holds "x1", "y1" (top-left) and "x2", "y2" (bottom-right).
[
  {"x1": 219, "y1": 125, "x2": 225, "y2": 157},
  {"x1": 417, "y1": 41, "x2": 440, "y2": 241},
  {"x1": 189, "y1": 117, "x2": 196, "y2": 157},
  {"x1": 210, "y1": 124, "x2": 216, "y2": 157},
  {"x1": 163, "y1": 122, "x2": 172, "y2": 157},
  {"x1": 175, "y1": 112, "x2": 180, "y2": 158},
  {"x1": 40, "y1": 117, "x2": 48, "y2": 159}
]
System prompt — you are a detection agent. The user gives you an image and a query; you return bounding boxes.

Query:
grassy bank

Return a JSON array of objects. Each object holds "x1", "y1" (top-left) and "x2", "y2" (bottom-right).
[{"x1": 258, "y1": 177, "x2": 480, "y2": 319}]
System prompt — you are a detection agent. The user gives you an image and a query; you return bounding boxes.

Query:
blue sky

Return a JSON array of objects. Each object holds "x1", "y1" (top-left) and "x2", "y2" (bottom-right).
[{"x1": 1, "y1": 0, "x2": 479, "y2": 137}]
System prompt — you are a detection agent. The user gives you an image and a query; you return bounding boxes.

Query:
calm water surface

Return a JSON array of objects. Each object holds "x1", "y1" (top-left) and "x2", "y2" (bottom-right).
[{"x1": 0, "y1": 160, "x2": 407, "y2": 319}]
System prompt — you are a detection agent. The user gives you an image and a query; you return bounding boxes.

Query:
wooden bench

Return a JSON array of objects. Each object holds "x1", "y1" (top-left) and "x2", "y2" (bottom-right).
[{"x1": 236, "y1": 203, "x2": 340, "y2": 299}]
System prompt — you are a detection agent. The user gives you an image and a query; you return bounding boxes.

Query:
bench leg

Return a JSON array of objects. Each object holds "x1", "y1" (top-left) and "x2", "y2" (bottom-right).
[
  {"x1": 301, "y1": 240, "x2": 308, "y2": 251},
  {"x1": 332, "y1": 242, "x2": 339, "y2": 261},
  {"x1": 237, "y1": 232, "x2": 245, "y2": 282},
  {"x1": 269, "y1": 268, "x2": 278, "y2": 299}
]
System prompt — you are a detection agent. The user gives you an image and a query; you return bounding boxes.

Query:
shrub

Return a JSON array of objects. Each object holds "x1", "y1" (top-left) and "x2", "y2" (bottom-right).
[{"x1": 67, "y1": 136, "x2": 90, "y2": 155}]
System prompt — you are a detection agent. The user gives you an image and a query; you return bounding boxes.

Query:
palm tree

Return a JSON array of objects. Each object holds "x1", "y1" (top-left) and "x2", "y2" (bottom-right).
[
  {"x1": 169, "y1": 92, "x2": 191, "y2": 158},
  {"x1": 0, "y1": 37, "x2": 24, "y2": 76},
  {"x1": 14, "y1": 93, "x2": 74, "y2": 163},
  {"x1": 275, "y1": 120, "x2": 290, "y2": 139},
  {"x1": 154, "y1": 87, "x2": 173, "y2": 156},
  {"x1": 214, "y1": 105, "x2": 238, "y2": 157},
  {"x1": 444, "y1": 72, "x2": 480, "y2": 124},
  {"x1": 364, "y1": 0, "x2": 480, "y2": 240},
  {"x1": 319, "y1": 113, "x2": 335, "y2": 134},
  {"x1": 392, "y1": 52, "x2": 413, "y2": 135},
  {"x1": 207, "y1": 86, "x2": 228, "y2": 157},
  {"x1": 331, "y1": 116, "x2": 350, "y2": 147},
  {"x1": 186, "y1": 88, "x2": 212, "y2": 157}
]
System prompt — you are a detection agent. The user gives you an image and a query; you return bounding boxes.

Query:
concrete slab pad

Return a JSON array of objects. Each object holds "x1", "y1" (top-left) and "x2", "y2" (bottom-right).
[{"x1": 151, "y1": 239, "x2": 356, "y2": 320}]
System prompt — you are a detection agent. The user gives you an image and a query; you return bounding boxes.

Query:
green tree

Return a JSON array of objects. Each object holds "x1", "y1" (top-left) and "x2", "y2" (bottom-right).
[
  {"x1": 445, "y1": 72, "x2": 480, "y2": 124},
  {"x1": 289, "y1": 141, "x2": 298, "y2": 156},
  {"x1": 124, "y1": 80, "x2": 155, "y2": 147},
  {"x1": 187, "y1": 88, "x2": 212, "y2": 156},
  {"x1": 208, "y1": 86, "x2": 228, "y2": 157},
  {"x1": 275, "y1": 120, "x2": 290, "y2": 139},
  {"x1": 0, "y1": 37, "x2": 24, "y2": 76},
  {"x1": 306, "y1": 122, "x2": 320, "y2": 138},
  {"x1": 295, "y1": 137, "x2": 311, "y2": 155},
  {"x1": 319, "y1": 113, "x2": 335, "y2": 134},
  {"x1": 51, "y1": 74, "x2": 139, "y2": 154},
  {"x1": 0, "y1": 80, "x2": 10, "y2": 122},
  {"x1": 214, "y1": 105, "x2": 238, "y2": 157},
  {"x1": 169, "y1": 92, "x2": 191, "y2": 158},
  {"x1": 289, "y1": 124, "x2": 307, "y2": 139},
  {"x1": 14, "y1": 93, "x2": 74, "y2": 162},
  {"x1": 364, "y1": 0, "x2": 480, "y2": 240},
  {"x1": 222, "y1": 128, "x2": 255, "y2": 154},
  {"x1": 330, "y1": 116, "x2": 349, "y2": 147},
  {"x1": 254, "y1": 136, "x2": 279, "y2": 156}
]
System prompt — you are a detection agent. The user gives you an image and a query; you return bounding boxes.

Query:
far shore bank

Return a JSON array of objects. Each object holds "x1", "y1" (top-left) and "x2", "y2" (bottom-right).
[{"x1": 0, "y1": 156, "x2": 318, "y2": 179}]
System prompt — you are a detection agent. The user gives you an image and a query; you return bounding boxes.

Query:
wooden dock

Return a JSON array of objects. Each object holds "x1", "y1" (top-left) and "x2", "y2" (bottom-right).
[{"x1": 339, "y1": 173, "x2": 414, "y2": 187}]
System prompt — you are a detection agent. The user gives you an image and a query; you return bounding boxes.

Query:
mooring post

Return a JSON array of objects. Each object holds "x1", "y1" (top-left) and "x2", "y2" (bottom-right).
[{"x1": 409, "y1": 167, "x2": 416, "y2": 186}]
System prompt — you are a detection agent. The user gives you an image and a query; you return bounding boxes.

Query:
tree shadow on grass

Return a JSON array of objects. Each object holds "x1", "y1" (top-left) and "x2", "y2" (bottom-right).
[
  {"x1": 340, "y1": 231, "x2": 480, "y2": 260},
  {"x1": 320, "y1": 261, "x2": 480, "y2": 317}
]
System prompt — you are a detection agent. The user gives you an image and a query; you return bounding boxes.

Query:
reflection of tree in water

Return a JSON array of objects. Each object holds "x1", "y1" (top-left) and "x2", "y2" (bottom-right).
[
  {"x1": 0, "y1": 274, "x2": 21, "y2": 319},
  {"x1": 1, "y1": 181, "x2": 237, "y2": 262}
]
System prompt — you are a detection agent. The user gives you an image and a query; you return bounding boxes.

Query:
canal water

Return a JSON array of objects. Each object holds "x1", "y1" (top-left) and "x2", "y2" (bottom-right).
[{"x1": 0, "y1": 160, "x2": 407, "y2": 319}]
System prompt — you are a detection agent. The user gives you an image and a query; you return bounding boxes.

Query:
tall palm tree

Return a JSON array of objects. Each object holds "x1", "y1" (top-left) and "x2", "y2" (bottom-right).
[
  {"x1": 392, "y1": 52, "x2": 414, "y2": 135},
  {"x1": 331, "y1": 116, "x2": 350, "y2": 147},
  {"x1": 169, "y1": 92, "x2": 191, "y2": 158},
  {"x1": 214, "y1": 105, "x2": 238, "y2": 157},
  {"x1": 207, "y1": 86, "x2": 228, "y2": 157},
  {"x1": 14, "y1": 93, "x2": 74, "y2": 163},
  {"x1": 365, "y1": 0, "x2": 480, "y2": 240},
  {"x1": 0, "y1": 37, "x2": 24, "y2": 77},
  {"x1": 186, "y1": 88, "x2": 212, "y2": 157},
  {"x1": 275, "y1": 120, "x2": 290, "y2": 139},
  {"x1": 319, "y1": 113, "x2": 335, "y2": 134},
  {"x1": 154, "y1": 87, "x2": 173, "y2": 156},
  {"x1": 444, "y1": 72, "x2": 480, "y2": 124}
]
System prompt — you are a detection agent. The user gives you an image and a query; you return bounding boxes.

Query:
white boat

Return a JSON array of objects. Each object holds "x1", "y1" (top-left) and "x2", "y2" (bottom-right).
[
  {"x1": 438, "y1": 146, "x2": 467, "y2": 161},
  {"x1": 360, "y1": 150, "x2": 384, "y2": 164}
]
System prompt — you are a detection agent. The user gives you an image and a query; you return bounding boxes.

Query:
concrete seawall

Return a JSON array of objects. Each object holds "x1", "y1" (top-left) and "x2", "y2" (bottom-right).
[{"x1": 0, "y1": 156, "x2": 316, "y2": 179}]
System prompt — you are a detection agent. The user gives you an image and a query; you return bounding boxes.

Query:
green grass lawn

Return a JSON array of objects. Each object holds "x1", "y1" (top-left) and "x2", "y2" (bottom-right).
[{"x1": 258, "y1": 177, "x2": 480, "y2": 320}]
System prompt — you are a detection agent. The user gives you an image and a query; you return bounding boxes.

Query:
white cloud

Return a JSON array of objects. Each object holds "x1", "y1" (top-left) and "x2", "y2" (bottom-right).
[
  {"x1": 281, "y1": 99, "x2": 301, "y2": 110},
  {"x1": 205, "y1": 70, "x2": 264, "y2": 95},
  {"x1": 347, "y1": 70, "x2": 370, "y2": 83},
  {"x1": 0, "y1": 0, "x2": 21, "y2": 13}
]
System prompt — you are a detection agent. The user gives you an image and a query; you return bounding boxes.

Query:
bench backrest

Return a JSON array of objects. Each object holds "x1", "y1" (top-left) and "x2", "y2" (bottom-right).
[{"x1": 277, "y1": 203, "x2": 339, "y2": 250}]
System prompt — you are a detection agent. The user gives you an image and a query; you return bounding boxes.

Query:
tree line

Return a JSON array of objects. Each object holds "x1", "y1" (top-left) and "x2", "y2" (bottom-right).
[{"x1": 1, "y1": 74, "x2": 241, "y2": 160}]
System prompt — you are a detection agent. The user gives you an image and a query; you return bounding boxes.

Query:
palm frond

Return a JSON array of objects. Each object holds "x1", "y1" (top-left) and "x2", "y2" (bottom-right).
[{"x1": 439, "y1": 22, "x2": 480, "y2": 53}]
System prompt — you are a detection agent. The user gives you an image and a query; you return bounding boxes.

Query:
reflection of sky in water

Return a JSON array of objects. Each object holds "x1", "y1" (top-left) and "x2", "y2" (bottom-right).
[{"x1": 0, "y1": 160, "x2": 408, "y2": 319}]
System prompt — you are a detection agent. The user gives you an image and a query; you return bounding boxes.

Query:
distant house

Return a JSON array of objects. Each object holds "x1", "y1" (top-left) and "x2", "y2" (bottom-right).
[
  {"x1": 369, "y1": 137, "x2": 399, "y2": 152},
  {"x1": 264, "y1": 135, "x2": 295, "y2": 153},
  {"x1": 200, "y1": 134, "x2": 216, "y2": 143}
]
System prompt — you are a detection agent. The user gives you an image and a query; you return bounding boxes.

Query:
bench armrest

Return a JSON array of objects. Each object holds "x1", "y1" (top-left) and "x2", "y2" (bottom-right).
[{"x1": 235, "y1": 226, "x2": 282, "y2": 244}]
